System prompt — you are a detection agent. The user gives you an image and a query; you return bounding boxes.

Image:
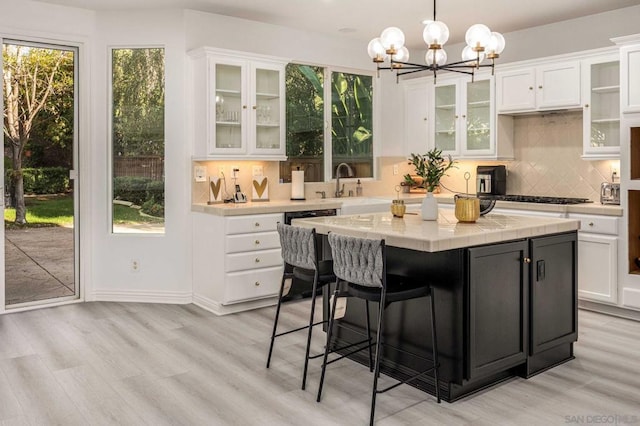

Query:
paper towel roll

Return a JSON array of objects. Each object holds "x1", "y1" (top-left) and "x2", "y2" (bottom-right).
[{"x1": 291, "y1": 170, "x2": 305, "y2": 200}]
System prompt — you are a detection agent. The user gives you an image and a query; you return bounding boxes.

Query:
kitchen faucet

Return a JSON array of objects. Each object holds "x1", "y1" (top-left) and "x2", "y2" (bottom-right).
[{"x1": 334, "y1": 162, "x2": 354, "y2": 198}]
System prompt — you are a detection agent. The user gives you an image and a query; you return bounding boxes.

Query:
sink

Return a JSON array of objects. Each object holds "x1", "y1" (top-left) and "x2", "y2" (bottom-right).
[{"x1": 335, "y1": 197, "x2": 392, "y2": 215}]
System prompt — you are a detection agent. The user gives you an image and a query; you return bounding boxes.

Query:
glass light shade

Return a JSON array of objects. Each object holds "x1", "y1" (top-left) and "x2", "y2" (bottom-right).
[
  {"x1": 487, "y1": 32, "x2": 506, "y2": 54},
  {"x1": 392, "y1": 46, "x2": 410, "y2": 62},
  {"x1": 425, "y1": 49, "x2": 447, "y2": 66},
  {"x1": 367, "y1": 38, "x2": 387, "y2": 60},
  {"x1": 423, "y1": 21, "x2": 450, "y2": 46},
  {"x1": 465, "y1": 24, "x2": 491, "y2": 49},
  {"x1": 461, "y1": 45, "x2": 485, "y2": 64},
  {"x1": 380, "y1": 27, "x2": 405, "y2": 51}
]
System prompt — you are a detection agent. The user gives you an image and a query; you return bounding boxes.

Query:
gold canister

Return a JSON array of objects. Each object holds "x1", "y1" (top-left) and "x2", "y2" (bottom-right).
[
  {"x1": 454, "y1": 195, "x2": 480, "y2": 223},
  {"x1": 391, "y1": 199, "x2": 406, "y2": 218}
]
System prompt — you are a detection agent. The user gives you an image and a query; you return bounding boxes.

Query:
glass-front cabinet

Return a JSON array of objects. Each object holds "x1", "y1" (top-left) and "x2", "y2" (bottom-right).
[
  {"x1": 581, "y1": 53, "x2": 620, "y2": 159},
  {"x1": 189, "y1": 47, "x2": 287, "y2": 159},
  {"x1": 430, "y1": 74, "x2": 497, "y2": 159}
]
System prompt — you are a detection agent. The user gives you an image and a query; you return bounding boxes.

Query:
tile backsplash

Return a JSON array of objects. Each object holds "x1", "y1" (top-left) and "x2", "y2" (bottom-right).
[
  {"x1": 438, "y1": 111, "x2": 620, "y2": 201},
  {"x1": 192, "y1": 111, "x2": 620, "y2": 204}
]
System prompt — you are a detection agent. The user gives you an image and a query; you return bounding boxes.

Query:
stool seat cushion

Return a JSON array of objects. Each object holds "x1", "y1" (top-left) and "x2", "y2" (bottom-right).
[
  {"x1": 347, "y1": 275, "x2": 430, "y2": 303},
  {"x1": 293, "y1": 260, "x2": 335, "y2": 284}
]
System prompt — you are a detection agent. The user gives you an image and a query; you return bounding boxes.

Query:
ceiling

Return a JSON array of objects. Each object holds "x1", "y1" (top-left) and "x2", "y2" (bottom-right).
[{"x1": 37, "y1": 0, "x2": 640, "y2": 50}]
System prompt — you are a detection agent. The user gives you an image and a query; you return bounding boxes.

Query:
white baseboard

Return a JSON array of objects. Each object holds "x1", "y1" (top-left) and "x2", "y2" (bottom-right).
[
  {"x1": 92, "y1": 289, "x2": 192, "y2": 305},
  {"x1": 193, "y1": 294, "x2": 276, "y2": 316},
  {"x1": 579, "y1": 300, "x2": 640, "y2": 322}
]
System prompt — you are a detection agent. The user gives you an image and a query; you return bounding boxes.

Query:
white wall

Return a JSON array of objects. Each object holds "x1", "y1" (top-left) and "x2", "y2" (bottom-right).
[{"x1": 90, "y1": 9, "x2": 192, "y2": 302}]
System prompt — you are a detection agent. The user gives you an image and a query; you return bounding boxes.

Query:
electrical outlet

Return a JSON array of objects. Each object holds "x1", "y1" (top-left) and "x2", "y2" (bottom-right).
[
  {"x1": 131, "y1": 259, "x2": 140, "y2": 273},
  {"x1": 611, "y1": 166, "x2": 619, "y2": 181},
  {"x1": 393, "y1": 164, "x2": 399, "y2": 175},
  {"x1": 194, "y1": 166, "x2": 207, "y2": 182},
  {"x1": 218, "y1": 166, "x2": 225, "y2": 178}
]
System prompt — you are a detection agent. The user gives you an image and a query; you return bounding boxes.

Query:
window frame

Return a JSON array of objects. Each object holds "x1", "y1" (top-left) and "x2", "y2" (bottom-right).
[
  {"x1": 107, "y1": 45, "x2": 166, "y2": 236},
  {"x1": 285, "y1": 62, "x2": 379, "y2": 183}
]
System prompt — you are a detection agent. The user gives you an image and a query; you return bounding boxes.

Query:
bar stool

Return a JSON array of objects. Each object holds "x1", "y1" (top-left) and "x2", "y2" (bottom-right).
[
  {"x1": 317, "y1": 233, "x2": 440, "y2": 425},
  {"x1": 266, "y1": 223, "x2": 336, "y2": 390}
]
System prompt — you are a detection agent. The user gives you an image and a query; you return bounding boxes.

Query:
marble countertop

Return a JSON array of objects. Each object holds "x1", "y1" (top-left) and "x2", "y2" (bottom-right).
[
  {"x1": 291, "y1": 209, "x2": 580, "y2": 252},
  {"x1": 192, "y1": 193, "x2": 622, "y2": 217}
]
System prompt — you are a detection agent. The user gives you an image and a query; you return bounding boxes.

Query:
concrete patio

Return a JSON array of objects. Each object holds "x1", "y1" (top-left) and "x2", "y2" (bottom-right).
[{"x1": 4, "y1": 227, "x2": 75, "y2": 306}]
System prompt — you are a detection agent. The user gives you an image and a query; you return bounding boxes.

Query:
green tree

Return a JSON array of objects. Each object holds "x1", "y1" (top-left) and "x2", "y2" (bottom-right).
[
  {"x1": 3, "y1": 43, "x2": 73, "y2": 224},
  {"x1": 111, "y1": 48, "x2": 165, "y2": 157}
]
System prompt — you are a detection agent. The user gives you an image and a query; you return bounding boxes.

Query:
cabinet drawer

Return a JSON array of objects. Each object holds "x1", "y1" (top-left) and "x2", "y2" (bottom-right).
[
  {"x1": 568, "y1": 214, "x2": 619, "y2": 235},
  {"x1": 225, "y1": 213, "x2": 282, "y2": 235},
  {"x1": 225, "y1": 248, "x2": 282, "y2": 272},
  {"x1": 224, "y1": 266, "x2": 282, "y2": 304},
  {"x1": 226, "y1": 231, "x2": 280, "y2": 254}
]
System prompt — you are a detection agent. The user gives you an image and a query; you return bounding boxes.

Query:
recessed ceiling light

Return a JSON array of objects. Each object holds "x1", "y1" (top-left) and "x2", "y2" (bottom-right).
[{"x1": 338, "y1": 27, "x2": 357, "y2": 33}]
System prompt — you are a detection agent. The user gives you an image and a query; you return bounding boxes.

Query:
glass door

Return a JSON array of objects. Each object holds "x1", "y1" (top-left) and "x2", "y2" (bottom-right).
[
  {"x1": 2, "y1": 39, "x2": 79, "y2": 308},
  {"x1": 465, "y1": 79, "x2": 492, "y2": 152},
  {"x1": 434, "y1": 83, "x2": 457, "y2": 153},
  {"x1": 253, "y1": 63, "x2": 284, "y2": 154},
  {"x1": 213, "y1": 61, "x2": 245, "y2": 153}
]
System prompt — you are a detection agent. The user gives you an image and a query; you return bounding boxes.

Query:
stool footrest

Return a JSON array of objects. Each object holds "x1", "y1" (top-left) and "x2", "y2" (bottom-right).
[
  {"x1": 326, "y1": 340, "x2": 375, "y2": 365},
  {"x1": 376, "y1": 364, "x2": 440, "y2": 395}
]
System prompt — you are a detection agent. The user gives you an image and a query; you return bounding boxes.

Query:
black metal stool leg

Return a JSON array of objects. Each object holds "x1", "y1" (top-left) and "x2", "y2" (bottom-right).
[
  {"x1": 302, "y1": 274, "x2": 320, "y2": 390},
  {"x1": 365, "y1": 300, "x2": 373, "y2": 372},
  {"x1": 266, "y1": 274, "x2": 287, "y2": 368},
  {"x1": 317, "y1": 282, "x2": 341, "y2": 402},
  {"x1": 429, "y1": 286, "x2": 441, "y2": 403},
  {"x1": 370, "y1": 287, "x2": 387, "y2": 426}
]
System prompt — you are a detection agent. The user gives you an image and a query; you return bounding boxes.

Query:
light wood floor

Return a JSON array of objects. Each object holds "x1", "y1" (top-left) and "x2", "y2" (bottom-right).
[{"x1": 0, "y1": 301, "x2": 639, "y2": 425}]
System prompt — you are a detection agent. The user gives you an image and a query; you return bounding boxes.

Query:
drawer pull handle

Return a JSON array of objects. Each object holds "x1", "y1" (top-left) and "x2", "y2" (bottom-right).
[
  {"x1": 588, "y1": 222, "x2": 594, "y2": 227},
  {"x1": 255, "y1": 281, "x2": 260, "y2": 286},
  {"x1": 255, "y1": 258, "x2": 260, "y2": 263},
  {"x1": 255, "y1": 222, "x2": 260, "y2": 227},
  {"x1": 523, "y1": 257, "x2": 531, "y2": 264},
  {"x1": 255, "y1": 240, "x2": 260, "y2": 245}
]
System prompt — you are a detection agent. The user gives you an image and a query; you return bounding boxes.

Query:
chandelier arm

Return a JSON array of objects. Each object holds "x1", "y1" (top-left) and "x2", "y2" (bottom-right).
[{"x1": 433, "y1": 0, "x2": 436, "y2": 21}]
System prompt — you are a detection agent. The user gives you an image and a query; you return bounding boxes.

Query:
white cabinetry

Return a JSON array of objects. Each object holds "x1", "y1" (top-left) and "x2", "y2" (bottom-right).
[
  {"x1": 568, "y1": 213, "x2": 619, "y2": 304},
  {"x1": 189, "y1": 47, "x2": 287, "y2": 160},
  {"x1": 618, "y1": 36, "x2": 640, "y2": 113},
  {"x1": 192, "y1": 212, "x2": 283, "y2": 315},
  {"x1": 581, "y1": 53, "x2": 620, "y2": 159},
  {"x1": 496, "y1": 61, "x2": 581, "y2": 113},
  {"x1": 403, "y1": 80, "x2": 430, "y2": 156}
]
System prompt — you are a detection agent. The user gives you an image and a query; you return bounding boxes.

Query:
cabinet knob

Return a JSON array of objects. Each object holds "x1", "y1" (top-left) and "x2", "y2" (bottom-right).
[
  {"x1": 538, "y1": 85, "x2": 543, "y2": 89},
  {"x1": 255, "y1": 222, "x2": 260, "y2": 227},
  {"x1": 252, "y1": 105, "x2": 257, "y2": 110},
  {"x1": 462, "y1": 114, "x2": 466, "y2": 119},
  {"x1": 243, "y1": 105, "x2": 247, "y2": 109},
  {"x1": 255, "y1": 281, "x2": 260, "y2": 287},
  {"x1": 523, "y1": 257, "x2": 531, "y2": 264},
  {"x1": 255, "y1": 258, "x2": 260, "y2": 263},
  {"x1": 255, "y1": 240, "x2": 260, "y2": 245},
  {"x1": 423, "y1": 117, "x2": 428, "y2": 121},
  {"x1": 455, "y1": 115, "x2": 459, "y2": 119},
  {"x1": 585, "y1": 104, "x2": 589, "y2": 108},
  {"x1": 588, "y1": 222, "x2": 594, "y2": 227},
  {"x1": 529, "y1": 86, "x2": 533, "y2": 90}
]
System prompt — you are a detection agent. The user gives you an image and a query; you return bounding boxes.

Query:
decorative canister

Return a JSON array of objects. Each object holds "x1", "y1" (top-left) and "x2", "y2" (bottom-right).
[
  {"x1": 391, "y1": 199, "x2": 406, "y2": 218},
  {"x1": 454, "y1": 194, "x2": 480, "y2": 223}
]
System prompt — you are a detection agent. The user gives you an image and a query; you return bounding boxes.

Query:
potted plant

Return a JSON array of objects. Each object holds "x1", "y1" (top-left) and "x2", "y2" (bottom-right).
[{"x1": 408, "y1": 149, "x2": 457, "y2": 220}]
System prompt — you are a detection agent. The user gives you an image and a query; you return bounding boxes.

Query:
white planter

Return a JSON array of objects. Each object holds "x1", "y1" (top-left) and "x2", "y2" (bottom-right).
[{"x1": 421, "y1": 192, "x2": 439, "y2": 221}]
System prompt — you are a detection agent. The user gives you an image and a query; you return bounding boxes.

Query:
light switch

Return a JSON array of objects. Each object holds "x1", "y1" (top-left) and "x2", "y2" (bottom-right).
[
  {"x1": 253, "y1": 165, "x2": 264, "y2": 176},
  {"x1": 194, "y1": 166, "x2": 207, "y2": 182}
]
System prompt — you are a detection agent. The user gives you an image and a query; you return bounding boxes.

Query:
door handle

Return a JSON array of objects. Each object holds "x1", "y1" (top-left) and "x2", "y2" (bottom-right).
[{"x1": 536, "y1": 260, "x2": 545, "y2": 282}]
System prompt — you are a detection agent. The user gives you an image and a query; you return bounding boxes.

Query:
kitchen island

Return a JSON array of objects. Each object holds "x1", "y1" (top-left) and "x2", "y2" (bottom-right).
[{"x1": 293, "y1": 209, "x2": 580, "y2": 402}]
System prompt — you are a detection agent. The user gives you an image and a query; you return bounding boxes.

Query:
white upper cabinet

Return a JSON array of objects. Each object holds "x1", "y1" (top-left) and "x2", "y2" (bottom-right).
[
  {"x1": 581, "y1": 53, "x2": 620, "y2": 159},
  {"x1": 403, "y1": 80, "x2": 430, "y2": 155},
  {"x1": 189, "y1": 47, "x2": 287, "y2": 160},
  {"x1": 619, "y1": 39, "x2": 640, "y2": 113},
  {"x1": 496, "y1": 61, "x2": 581, "y2": 113}
]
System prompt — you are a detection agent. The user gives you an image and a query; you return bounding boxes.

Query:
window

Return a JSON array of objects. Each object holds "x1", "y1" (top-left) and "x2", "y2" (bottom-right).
[
  {"x1": 110, "y1": 47, "x2": 165, "y2": 234},
  {"x1": 281, "y1": 64, "x2": 374, "y2": 183}
]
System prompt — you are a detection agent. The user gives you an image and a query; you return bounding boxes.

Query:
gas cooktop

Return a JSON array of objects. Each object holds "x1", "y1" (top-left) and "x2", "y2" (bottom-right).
[{"x1": 479, "y1": 194, "x2": 593, "y2": 205}]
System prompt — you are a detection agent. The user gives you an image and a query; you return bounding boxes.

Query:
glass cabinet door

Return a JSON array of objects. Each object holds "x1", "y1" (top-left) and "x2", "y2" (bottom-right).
[
  {"x1": 434, "y1": 84, "x2": 457, "y2": 152},
  {"x1": 215, "y1": 63, "x2": 243, "y2": 151},
  {"x1": 589, "y1": 61, "x2": 620, "y2": 149},
  {"x1": 465, "y1": 79, "x2": 491, "y2": 152},
  {"x1": 254, "y1": 67, "x2": 282, "y2": 152}
]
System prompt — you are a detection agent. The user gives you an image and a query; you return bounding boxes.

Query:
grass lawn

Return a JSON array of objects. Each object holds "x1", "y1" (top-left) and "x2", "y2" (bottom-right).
[{"x1": 4, "y1": 194, "x2": 163, "y2": 229}]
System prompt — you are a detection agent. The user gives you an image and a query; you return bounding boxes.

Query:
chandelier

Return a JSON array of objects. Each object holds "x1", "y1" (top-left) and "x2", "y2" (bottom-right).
[{"x1": 367, "y1": 0, "x2": 505, "y2": 82}]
